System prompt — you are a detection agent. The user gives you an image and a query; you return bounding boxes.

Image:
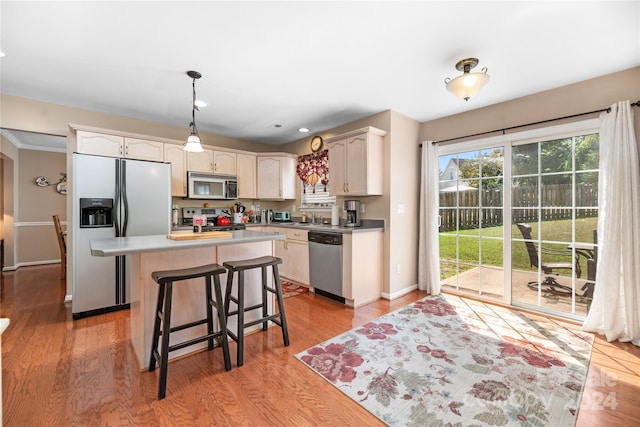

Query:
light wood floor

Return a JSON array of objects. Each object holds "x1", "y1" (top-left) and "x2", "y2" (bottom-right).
[{"x1": 1, "y1": 265, "x2": 639, "y2": 426}]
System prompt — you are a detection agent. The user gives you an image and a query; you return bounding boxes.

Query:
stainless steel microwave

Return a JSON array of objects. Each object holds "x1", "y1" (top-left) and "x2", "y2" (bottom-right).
[{"x1": 187, "y1": 172, "x2": 238, "y2": 200}]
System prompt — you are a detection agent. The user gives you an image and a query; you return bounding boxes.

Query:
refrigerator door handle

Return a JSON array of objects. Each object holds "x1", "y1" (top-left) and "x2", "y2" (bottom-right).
[
  {"x1": 115, "y1": 159, "x2": 123, "y2": 237},
  {"x1": 121, "y1": 160, "x2": 129, "y2": 236}
]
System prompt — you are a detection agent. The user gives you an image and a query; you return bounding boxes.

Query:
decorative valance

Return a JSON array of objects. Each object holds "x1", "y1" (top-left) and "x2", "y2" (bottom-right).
[{"x1": 297, "y1": 150, "x2": 328, "y2": 193}]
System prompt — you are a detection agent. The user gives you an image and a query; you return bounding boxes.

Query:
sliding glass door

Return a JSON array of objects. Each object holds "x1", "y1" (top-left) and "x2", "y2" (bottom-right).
[
  {"x1": 438, "y1": 147, "x2": 505, "y2": 300},
  {"x1": 437, "y1": 121, "x2": 599, "y2": 319},
  {"x1": 511, "y1": 133, "x2": 599, "y2": 318}
]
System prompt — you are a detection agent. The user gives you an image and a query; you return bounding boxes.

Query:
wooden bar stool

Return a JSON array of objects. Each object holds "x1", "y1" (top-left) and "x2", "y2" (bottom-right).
[
  {"x1": 149, "y1": 263, "x2": 232, "y2": 400},
  {"x1": 223, "y1": 256, "x2": 290, "y2": 367}
]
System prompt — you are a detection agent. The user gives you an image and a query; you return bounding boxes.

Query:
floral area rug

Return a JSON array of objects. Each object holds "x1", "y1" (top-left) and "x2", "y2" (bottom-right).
[
  {"x1": 281, "y1": 281, "x2": 309, "y2": 299},
  {"x1": 296, "y1": 295, "x2": 593, "y2": 426}
]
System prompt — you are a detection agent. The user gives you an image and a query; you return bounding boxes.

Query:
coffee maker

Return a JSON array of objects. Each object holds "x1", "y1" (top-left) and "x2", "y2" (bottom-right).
[{"x1": 344, "y1": 200, "x2": 361, "y2": 227}]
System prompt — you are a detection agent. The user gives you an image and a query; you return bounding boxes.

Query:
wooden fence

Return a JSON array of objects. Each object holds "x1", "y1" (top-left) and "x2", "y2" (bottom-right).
[{"x1": 439, "y1": 184, "x2": 598, "y2": 231}]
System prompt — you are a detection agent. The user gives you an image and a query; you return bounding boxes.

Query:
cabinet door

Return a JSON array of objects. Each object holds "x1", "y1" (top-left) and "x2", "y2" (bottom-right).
[
  {"x1": 213, "y1": 151, "x2": 237, "y2": 175},
  {"x1": 76, "y1": 131, "x2": 124, "y2": 157},
  {"x1": 237, "y1": 153, "x2": 256, "y2": 199},
  {"x1": 164, "y1": 144, "x2": 187, "y2": 197},
  {"x1": 257, "y1": 157, "x2": 282, "y2": 199},
  {"x1": 286, "y1": 240, "x2": 309, "y2": 285},
  {"x1": 345, "y1": 134, "x2": 368, "y2": 194},
  {"x1": 125, "y1": 138, "x2": 164, "y2": 161},
  {"x1": 280, "y1": 156, "x2": 297, "y2": 199},
  {"x1": 328, "y1": 139, "x2": 347, "y2": 196},
  {"x1": 187, "y1": 149, "x2": 214, "y2": 172}
]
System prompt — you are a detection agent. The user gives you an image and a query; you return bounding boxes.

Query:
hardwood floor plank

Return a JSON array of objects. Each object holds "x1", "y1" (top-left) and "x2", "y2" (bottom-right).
[{"x1": 1, "y1": 265, "x2": 639, "y2": 426}]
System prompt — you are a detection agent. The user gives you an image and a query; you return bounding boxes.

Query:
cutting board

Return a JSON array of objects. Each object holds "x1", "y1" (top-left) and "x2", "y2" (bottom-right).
[{"x1": 167, "y1": 231, "x2": 233, "y2": 241}]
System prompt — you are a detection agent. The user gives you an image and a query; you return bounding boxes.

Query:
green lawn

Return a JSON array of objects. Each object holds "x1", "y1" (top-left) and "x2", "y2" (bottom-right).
[{"x1": 439, "y1": 217, "x2": 598, "y2": 278}]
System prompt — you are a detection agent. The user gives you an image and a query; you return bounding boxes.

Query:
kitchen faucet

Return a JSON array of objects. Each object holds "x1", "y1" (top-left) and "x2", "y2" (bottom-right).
[{"x1": 311, "y1": 212, "x2": 315, "y2": 224}]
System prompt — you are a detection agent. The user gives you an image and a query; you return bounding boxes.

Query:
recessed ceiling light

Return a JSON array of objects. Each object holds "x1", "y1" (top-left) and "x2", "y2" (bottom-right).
[
  {"x1": 194, "y1": 99, "x2": 207, "y2": 108},
  {"x1": 0, "y1": 51, "x2": 5, "y2": 58},
  {"x1": 274, "y1": 124, "x2": 283, "y2": 128},
  {"x1": 298, "y1": 127, "x2": 310, "y2": 133}
]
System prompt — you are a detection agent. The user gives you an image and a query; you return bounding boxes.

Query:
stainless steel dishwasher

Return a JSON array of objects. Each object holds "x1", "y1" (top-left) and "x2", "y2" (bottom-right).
[{"x1": 308, "y1": 231, "x2": 344, "y2": 303}]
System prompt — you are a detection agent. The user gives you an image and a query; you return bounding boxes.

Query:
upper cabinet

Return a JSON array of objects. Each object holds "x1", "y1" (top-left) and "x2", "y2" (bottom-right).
[
  {"x1": 76, "y1": 131, "x2": 164, "y2": 162},
  {"x1": 187, "y1": 148, "x2": 214, "y2": 172},
  {"x1": 326, "y1": 126, "x2": 386, "y2": 196},
  {"x1": 213, "y1": 151, "x2": 237, "y2": 175},
  {"x1": 256, "y1": 154, "x2": 296, "y2": 200},
  {"x1": 187, "y1": 149, "x2": 237, "y2": 175},
  {"x1": 164, "y1": 144, "x2": 187, "y2": 197},
  {"x1": 237, "y1": 153, "x2": 257, "y2": 199}
]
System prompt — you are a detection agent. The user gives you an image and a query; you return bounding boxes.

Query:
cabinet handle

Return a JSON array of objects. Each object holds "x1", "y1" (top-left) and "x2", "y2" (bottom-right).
[
  {"x1": 120, "y1": 146, "x2": 123, "y2": 155},
  {"x1": 214, "y1": 163, "x2": 217, "y2": 171}
]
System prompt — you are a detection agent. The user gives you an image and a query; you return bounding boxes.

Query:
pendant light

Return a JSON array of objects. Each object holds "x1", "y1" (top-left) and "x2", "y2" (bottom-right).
[
  {"x1": 184, "y1": 70, "x2": 204, "y2": 152},
  {"x1": 444, "y1": 58, "x2": 489, "y2": 101}
]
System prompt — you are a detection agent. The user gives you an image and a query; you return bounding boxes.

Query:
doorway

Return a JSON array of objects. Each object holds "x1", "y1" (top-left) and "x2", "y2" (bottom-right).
[{"x1": 437, "y1": 120, "x2": 599, "y2": 319}]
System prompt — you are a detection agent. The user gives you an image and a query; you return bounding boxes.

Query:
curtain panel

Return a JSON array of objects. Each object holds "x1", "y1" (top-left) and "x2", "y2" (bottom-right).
[
  {"x1": 583, "y1": 100, "x2": 640, "y2": 346},
  {"x1": 418, "y1": 141, "x2": 441, "y2": 294}
]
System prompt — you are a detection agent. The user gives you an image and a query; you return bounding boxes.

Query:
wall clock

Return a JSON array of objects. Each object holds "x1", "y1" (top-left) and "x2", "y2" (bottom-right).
[{"x1": 310, "y1": 135, "x2": 323, "y2": 152}]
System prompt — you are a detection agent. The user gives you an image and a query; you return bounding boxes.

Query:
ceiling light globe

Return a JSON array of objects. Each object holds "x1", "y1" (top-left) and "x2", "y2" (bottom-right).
[
  {"x1": 446, "y1": 72, "x2": 490, "y2": 101},
  {"x1": 184, "y1": 134, "x2": 204, "y2": 152}
]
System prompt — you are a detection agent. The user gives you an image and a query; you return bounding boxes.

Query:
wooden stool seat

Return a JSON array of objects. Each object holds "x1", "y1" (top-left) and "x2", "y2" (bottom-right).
[
  {"x1": 223, "y1": 256, "x2": 290, "y2": 367},
  {"x1": 149, "y1": 263, "x2": 231, "y2": 399}
]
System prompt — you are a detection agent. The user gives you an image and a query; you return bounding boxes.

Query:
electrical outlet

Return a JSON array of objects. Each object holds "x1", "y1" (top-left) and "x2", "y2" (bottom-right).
[
  {"x1": 396, "y1": 264, "x2": 401, "y2": 274},
  {"x1": 292, "y1": 205, "x2": 296, "y2": 212},
  {"x1": 360, "y1": 203, "x2": 365, "y2": 213},
  {"x1": 397, "y1": 204, "x2": 405, "y2": 214}
]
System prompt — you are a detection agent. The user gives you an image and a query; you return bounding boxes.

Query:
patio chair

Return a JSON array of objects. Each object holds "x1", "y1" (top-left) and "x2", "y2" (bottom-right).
[{"x1": 516, "y1": 223, "x2": 581, "y2": 296}]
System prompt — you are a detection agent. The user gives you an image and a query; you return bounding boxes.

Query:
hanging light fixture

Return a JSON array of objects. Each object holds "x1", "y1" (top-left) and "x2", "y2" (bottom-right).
[
  {"x1": 444, "y1": 58, "x2": 490, "y2": 101},
  {"x1": 184, "y1": 70, "x2": 204, "y2": 152}
]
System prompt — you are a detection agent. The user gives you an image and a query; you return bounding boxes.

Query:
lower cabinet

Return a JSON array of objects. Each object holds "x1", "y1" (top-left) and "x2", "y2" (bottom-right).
[
  {"x1": 342, "y1": 231, "x2": 383, "y2": 307},
  {"x1": 271, "y1": 227, "x2": 309, "y2": 285}
]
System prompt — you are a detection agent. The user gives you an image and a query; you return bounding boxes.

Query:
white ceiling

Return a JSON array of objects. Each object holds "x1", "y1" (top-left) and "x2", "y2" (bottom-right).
[{"x1": 1, "y1": 1, "x2": 639, "y2": 146}]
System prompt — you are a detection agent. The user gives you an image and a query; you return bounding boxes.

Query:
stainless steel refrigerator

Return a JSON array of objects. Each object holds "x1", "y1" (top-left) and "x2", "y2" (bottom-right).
[{"x1": 72, "y1": 153, "x2": 171, "y2": 319}]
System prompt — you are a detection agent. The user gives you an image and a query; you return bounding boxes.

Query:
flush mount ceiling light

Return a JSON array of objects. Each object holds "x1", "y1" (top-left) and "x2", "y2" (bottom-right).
[
  {"x1": 298, "y1": 127, "x2": 310, "y2": 133},
  {"x1": 183, "y1": 70, "x2": 204, "y2": 152},
  {"x1": 444, "y1": 58, "x2": 490, "y2": 101}
]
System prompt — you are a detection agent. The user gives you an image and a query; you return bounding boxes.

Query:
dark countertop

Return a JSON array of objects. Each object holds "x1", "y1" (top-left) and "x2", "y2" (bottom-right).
[{"x1": 244, "y1": 218, "x2": 384, "y2": 233}]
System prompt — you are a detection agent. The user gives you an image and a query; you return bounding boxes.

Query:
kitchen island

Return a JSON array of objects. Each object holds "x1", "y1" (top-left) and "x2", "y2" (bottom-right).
[{"x1": 90, "y1": 229, "x2": 285, "y2": 369}]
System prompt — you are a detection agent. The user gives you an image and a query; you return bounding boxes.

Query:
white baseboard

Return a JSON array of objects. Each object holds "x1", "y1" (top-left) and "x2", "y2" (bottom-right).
[
  {"x1": 381, "y1": 284, "x2": 418, "y2": 301},
  {"x1": 2, "y1": 259, "x2": 60, "y2": 272}
]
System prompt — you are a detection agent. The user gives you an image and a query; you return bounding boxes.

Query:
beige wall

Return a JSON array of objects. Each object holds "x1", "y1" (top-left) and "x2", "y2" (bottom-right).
[{"x1": 421, "y1": 67, "x2": 640, "y2": 145}]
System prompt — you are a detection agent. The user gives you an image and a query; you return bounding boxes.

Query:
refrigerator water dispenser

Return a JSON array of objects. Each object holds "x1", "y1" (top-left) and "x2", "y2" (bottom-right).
[{"x1": 80, "y1": 198, "x2": 114, "y2": 228}]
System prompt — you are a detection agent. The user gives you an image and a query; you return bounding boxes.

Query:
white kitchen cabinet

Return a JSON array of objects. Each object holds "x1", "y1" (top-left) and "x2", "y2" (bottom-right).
[
  {"x1": 237, "y1": 152, "x2": 257, "y2": 199},
  {"x1": 326, "y1": 126, "x2": 386, "y2": 196},
  {"x1": 76, "y1": 131, "x2": 164, "y2": 162},
  {"x1": 164, "y1": 144, "x2": 187, "y2": 197},
  {"x1": 187, "y1": 149, "x2": 237, "y2": 175},
  {"x1": 213, "y1": 151, "x2": 237, "y2": 175},
  {"x1": 187, "y1": 148, "x2": 214, "y2": 172},
  {"x1": 256, "y1": 154, "x2": 296, "y2": 200},
  {"x1": 342, "y1": 230, "x2": 383, "y2": 307},
  {"x1": 271, "y1": 227, "x2": 309, "y2": 285},
  {"x1": 124, "y1": 137, "x2": 164, "y2": 161},
  {"x1": 76, "y1": 131, "x2": 124, "y2": 158}
]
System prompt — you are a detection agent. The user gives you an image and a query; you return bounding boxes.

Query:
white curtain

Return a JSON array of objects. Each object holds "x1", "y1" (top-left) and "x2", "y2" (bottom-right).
[
  {"x1": 583, "y1": 101, "x2": 640, "y2": 346},
  {"x1": 418, "y1": 141, "x2": 441, "y2": 294}
]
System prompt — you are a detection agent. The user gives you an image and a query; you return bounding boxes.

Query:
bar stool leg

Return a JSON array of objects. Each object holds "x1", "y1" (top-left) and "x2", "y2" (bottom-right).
[
  {"x1": 261, "y1": 266, "x2": 269, "y2": 331},
  {"x1": 158, "y1": 282, "x2": 173, "y2": 400},
  {"x1": 205, "y1": 276, "x2": 215, "y2": 351},
  {"x1": 272, "y1": 264, "x2": 290, "y2": 346},
  {"x1": 212, "y1": 273, "x2": 232, "y2": 371},
  {"x1": 149, "y1": 282, "x2": 166, "y2": 371},
  {"x1": 236, "y1": 270, "x2": 245, "y2": 367}
]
